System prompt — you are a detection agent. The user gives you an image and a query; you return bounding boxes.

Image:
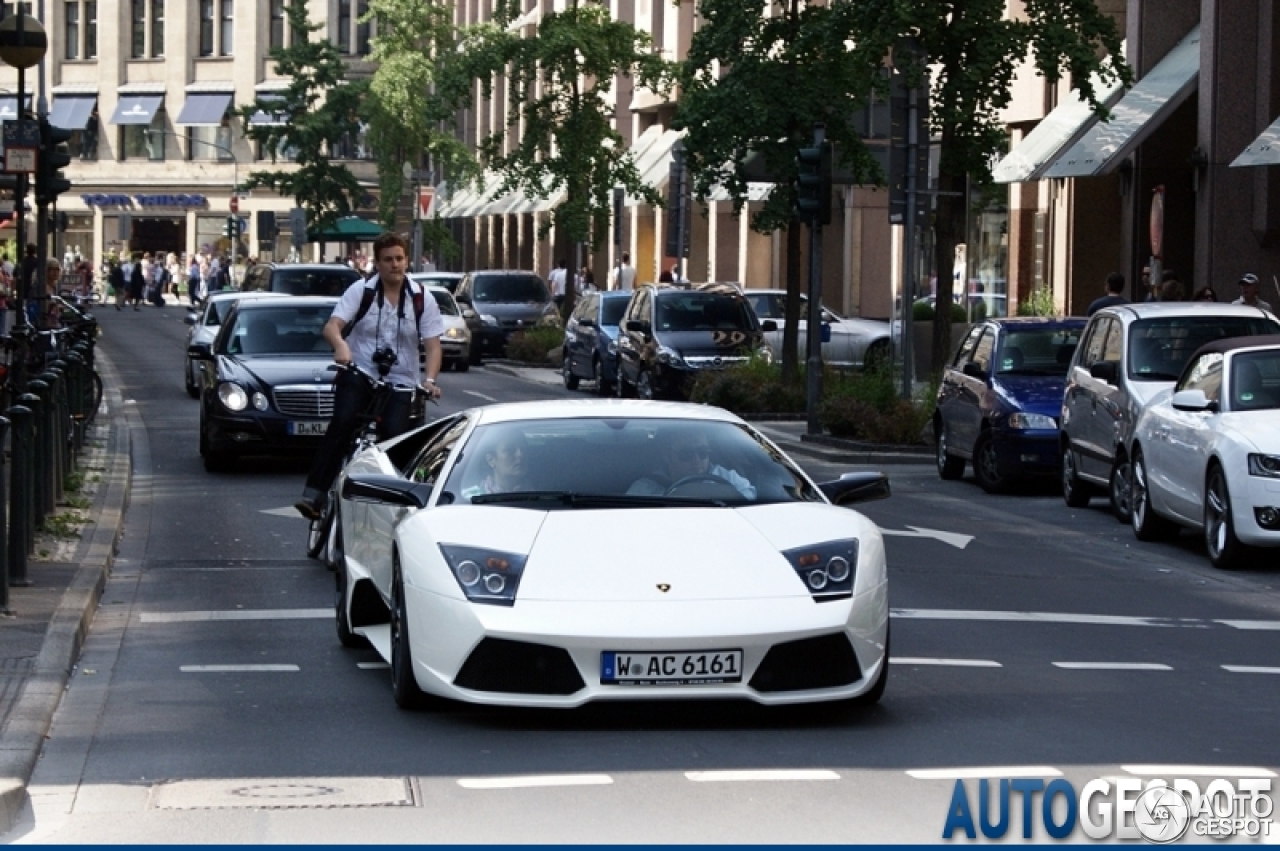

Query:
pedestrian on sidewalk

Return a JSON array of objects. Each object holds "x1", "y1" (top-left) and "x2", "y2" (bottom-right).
[
  {"x1": 128, "y1": 254, "x2": 146, "y2": 310},
  {"x1": 549, "y1": 259, "x2": 568, "y2": 309},
  {"x1": 1232, "y1": 273, "x2": 1274, "y2": 312},
  {"x1": 1086, "y1": 272, "x2": 1128, "y2": 316}
]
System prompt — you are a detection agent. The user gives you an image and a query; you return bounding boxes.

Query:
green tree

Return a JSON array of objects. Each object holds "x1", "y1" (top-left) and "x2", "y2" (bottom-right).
[
  {"x1": 235, "y1": 0, "x2": 369, "y2": 237},
  {"x1": 891, "y1": 0, "x2": 1129, "y2": 372},
  {"x1": 451, "y1": 0, "x2": 674, "y2": 317},
  {"x1": 364, "y1": 0, "x2": 477, "y2": 261},
  {"x1": 675, "y1": 0, "x2": 892, "y2": 381}
]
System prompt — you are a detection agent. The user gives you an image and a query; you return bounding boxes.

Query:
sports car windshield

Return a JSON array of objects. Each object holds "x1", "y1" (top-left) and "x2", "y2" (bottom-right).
[
  {"x1": 440, "y1": 418, "x2": 822, "y2": 508},
  {"x1": 224, "y1": 305, "x2": 334, "y2": 356},
  {"x1": 1128, "y1": 316, "x2": 1280, "y2": 381}
]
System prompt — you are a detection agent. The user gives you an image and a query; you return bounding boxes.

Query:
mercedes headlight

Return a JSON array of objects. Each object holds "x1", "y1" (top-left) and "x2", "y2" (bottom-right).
[
  {"x1": 438, "y1": 544, "x2": 528, "y2": 606},
  {"x1": 217, "y1": 382, "x2": 249, "y2": 412},
  {"x1": 1248, "y1": 454, "x2": 1280, "y2": 479},
  {"x1": 480, "y1": 313, "x2": 499, "y2": 327},
  {"x1": 781, "y1": 539, "x2": 858, "y2": 602},
  {"x1": 251, "y1": 391, "x2": 269, "y2": 412},
  {"x1": 657, "y1": 345, "x2": 685, "y2": 367},
  {"x1": 1008, "y1": 412, "x2": 1057, "y2": 430}
]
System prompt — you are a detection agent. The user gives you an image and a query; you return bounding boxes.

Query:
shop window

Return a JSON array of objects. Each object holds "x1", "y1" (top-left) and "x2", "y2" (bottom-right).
[
  {"x1": 335, "y1": 0, "x2": 374, "y2": 56},
  {"x1": 122, "y1": 108, "x2": 167, "y2": 161},
  {"x1": 72, "y1": 108, "x2": 100, "y2": 161},
  {"x1": 189, "y1": 123, "x2": 235, "y2": 161}
]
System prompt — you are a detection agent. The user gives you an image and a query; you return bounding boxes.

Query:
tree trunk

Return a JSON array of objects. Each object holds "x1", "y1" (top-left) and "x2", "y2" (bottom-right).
[
  {"x1": 781, "y1": 221, "x2": 803, "y2": 382},
  {"x1": 931, "y1": 166, "x2": 963, "y2": 376}
]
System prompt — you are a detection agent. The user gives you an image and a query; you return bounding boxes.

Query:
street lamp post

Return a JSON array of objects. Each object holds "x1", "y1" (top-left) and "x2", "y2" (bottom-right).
[{"x1": 145, "y1": 129, "x2": 239, "y2": 286}]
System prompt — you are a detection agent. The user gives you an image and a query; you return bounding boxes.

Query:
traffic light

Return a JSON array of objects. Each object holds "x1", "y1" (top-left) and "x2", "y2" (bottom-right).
[
  {"x1": 223, "y1": 216, "x2": 240, "y2": 239},
  {"x1": 35, "y1": 119, "x2": 73, "y2": 206},
  {"x1": 794, "y1": 141, "x2": 832, "y2": 226}
]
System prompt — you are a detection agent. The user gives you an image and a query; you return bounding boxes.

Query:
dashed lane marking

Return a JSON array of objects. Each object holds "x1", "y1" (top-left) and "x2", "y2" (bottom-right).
[
  {"x1": 685, "y1": 770, "x2": 840, "y2": 782},
  {"x1": 357, "y1": 662, "x2": 390, "y2": 670},
  {"x1": 1122, "y1": 765, "x2": 1277, "y2": 777},
  {"x1": 1221, "y1": 665, "x2": 1280, "y2": 675},
  {"x1": 1052, "y1": 662, "x2": 1173, "y2": 671},
  {"x1": 463, "y1": 390, "x2": 498, "y2": 402},
  {"x1": 907, "y1": 767, "x2": 1063, "y2": 780},
  {"x1": 458, "y1": 775, "x2": 613, "y2": 789},
  {"x1": 891, "y1": 657, "x2": 1002, "y2": 668},
  {"x1": 142, "y1": 609, "x2": 330, "y2": 623},
  {"x1": 179, "y1": 665, "x2": 301, "y2": 672},
  {"x1": 1214, "y1": 620, "x2": 1280, "y2": 631},
  {"x1": 891, "y1": 609, "x2": 1206, "y2": 628}
]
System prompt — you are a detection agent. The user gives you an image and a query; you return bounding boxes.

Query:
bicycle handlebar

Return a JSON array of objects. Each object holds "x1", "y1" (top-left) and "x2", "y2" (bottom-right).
[{"x1": 330, "y1": 360, "x2": 438, "y2": 403}]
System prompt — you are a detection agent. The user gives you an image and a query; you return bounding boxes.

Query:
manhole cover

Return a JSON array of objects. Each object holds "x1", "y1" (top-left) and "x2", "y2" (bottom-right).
[{"x1": 149, "y1": 777, "x2": 415, "y2": 809}]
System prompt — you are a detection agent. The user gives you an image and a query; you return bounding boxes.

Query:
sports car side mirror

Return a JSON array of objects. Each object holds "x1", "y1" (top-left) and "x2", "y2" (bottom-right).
[
  {"x1": 342, "y1": 474, "x2": 435, "y2": 509},
  {"x1": 818, "y1": 472, "x2": 891, "y2": 506},
  {"x1": 187, "y1": 343, "x2": 213, "y2": 360}
]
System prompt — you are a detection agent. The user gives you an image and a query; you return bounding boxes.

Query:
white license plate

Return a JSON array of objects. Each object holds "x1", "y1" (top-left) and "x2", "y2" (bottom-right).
[
  {"x1": 288, "y1": 421, "x2": 328, "y2": 436},
  {"x1": 601, "y1": 650, "x2": 743, "y2": 685}
]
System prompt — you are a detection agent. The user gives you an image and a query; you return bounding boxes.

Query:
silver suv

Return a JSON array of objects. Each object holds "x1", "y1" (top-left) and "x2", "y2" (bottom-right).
[{"x1": 1060, "y1": 303, "x2": 1280, "y2": 520}]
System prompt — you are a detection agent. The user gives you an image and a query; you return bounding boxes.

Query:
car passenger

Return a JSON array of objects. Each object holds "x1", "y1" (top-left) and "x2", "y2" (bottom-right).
[{"x1": 628, "y1": 426, "x2": 756, "y2": 499}]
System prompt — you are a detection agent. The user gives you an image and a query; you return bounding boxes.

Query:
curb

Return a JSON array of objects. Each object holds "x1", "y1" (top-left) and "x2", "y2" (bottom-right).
[{"x1": 0, "y1": 356, "x2": 130, "y2": 834}]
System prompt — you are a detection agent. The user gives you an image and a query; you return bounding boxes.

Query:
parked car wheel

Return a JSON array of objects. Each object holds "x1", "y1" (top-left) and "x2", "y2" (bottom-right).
[
  {"x1": 972, "y1": 431, "x2": 1012, "y2": 494},
  {"x1": 185, "y1": 361, "x2": 200, "y2": 399},
  {"x1": 636, "y1": 369, "x2": 657, "y2": 401},
  {"x1": 863, "y1": 339, "x2": 891, "y2": 373},
  {"x1": 935, "y1": 421, "x2": 965, "y2": 480},
  {"x1": 1110, "y1": 456, "x2": 1132, "y2": 523},
  {"x1": 1062, "y1": 446, "x2": 1094, "y2": 508},
  {"x1": 562, "y1": 352, "x2": 580, "y2": 390},
  {"x1": 1130, "y1": 450, "x2": 1179, "y2": 541},
  {"x1": 593, "y1": 357, "x2": 614, "y2": 397},
  {"x1": 1205, "y1": 465, "x2": 1249, "y2": 570}
]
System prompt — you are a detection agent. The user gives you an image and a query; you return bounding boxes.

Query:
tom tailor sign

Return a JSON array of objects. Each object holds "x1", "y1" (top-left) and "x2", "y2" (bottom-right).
[{"x1": 80, "y1": 193, "x2": 209, "y2": 208}]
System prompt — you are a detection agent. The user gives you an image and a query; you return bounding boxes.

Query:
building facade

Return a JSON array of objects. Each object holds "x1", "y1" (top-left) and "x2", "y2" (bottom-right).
[{"x1": 0, "y1": 0, "x2": 377, "y2": 272}]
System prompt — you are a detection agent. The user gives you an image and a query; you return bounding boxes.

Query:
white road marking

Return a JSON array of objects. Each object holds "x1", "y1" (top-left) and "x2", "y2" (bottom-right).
[
  {"x1": 458, "y1": 775, "x2": 613, "y2": 789},
  {"x1": 260, "y1": 506, "x2": 305, "y2": 518},
  {"x1": 463, "y1": 389, "x2": 498, "y2": 402},
  {"x1": 891, "y1": 657, "x2": 1002, "y2": 668},
  {"x1": 142, "y1": 609, "x2": 330, "y2": 623},
  {"x1": 1215, "y1": 620, "x2": 1280, "y2": 631},
  {"x1": 907, "y1": 767, "x2": 1063, "y2": 780},
  {"x1": 1052, "y1": 662, "x2": 1172, "y2": 671},
  {"x1": 881, "y1": 526, "x2": 974, "y2": 549},
  {"x1": 685, "y1": 770, "x2": 840, "y2": 782},
  {"x1": 1122, "y1": 765, "x2": 1277, "y2": 778},
  {"x1": 180, "y1": 664, "x2": 300, "y2": 672},
  {"x1": 1222, "y1": 665, "x2": 1280, "y2": 675},
  {"x1": 891, "y1": 609, "x2": 1200, "y2": 628},
  {"x1": 357, "y1": 662, "x2": 390, "y2": 670}
]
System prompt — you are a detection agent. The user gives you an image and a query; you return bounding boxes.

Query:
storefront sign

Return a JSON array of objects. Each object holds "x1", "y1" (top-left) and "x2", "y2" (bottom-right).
[{"x1": 80, "y1": 193, "x2": 209, "y2": 209}]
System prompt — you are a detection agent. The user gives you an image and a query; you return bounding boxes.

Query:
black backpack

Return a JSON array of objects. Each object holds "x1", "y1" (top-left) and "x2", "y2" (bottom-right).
[{"x1": 341, "y1": 277, "x2": 426, "y2": 339}]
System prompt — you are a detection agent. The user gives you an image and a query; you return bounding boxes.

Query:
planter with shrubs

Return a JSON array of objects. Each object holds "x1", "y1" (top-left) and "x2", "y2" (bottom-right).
[{"x1": 504, "y1": 325, "x2": 564, "y2": 365}]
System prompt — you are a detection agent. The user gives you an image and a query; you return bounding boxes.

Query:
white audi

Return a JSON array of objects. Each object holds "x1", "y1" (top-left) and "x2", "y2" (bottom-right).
[
  {"x1": 330, "y1": 399, "x2": 890, "y2": 710},
  {"x1": 1130, "y1": 335, "x2": 1280, "y2": 569}
]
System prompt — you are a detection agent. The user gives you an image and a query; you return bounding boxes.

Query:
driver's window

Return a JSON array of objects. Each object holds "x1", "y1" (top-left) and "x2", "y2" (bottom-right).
[
  {"x1": 409, "y1": 419, "x2": 470, "y2": 486},
  {"x1": 1100, "y1": 321, "x2": 1123, "y2": 364},
  {"x1": 970, "y1": 329, "x2": 995, "y2": 373},
  {"x1": 952, "y1": 326, "x2": 983, "y2": 368},
  {"x1": 1178, "y1": 352, "x2": 1223, "y2": 401}
]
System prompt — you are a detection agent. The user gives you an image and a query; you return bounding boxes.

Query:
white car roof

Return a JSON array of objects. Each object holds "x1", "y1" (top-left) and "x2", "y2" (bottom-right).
[
  {"x1": 1103, "y1": 302, "x2": 1276, "y2": 321},
  {"x1": 210, "y1": 291, "x2": 290, "y2": 302},
  {"x1": 470, "y1": 399, "x2": 747, "y2": 426}
]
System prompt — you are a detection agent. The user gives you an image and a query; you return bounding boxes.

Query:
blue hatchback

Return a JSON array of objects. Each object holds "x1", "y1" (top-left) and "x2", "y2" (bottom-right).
[
  {"x1": 561, "y1": 290, "x2": 631, "y2": 395},
  {"x1": 934, "y1": 317, "x2": 1086, "y2": 493}
]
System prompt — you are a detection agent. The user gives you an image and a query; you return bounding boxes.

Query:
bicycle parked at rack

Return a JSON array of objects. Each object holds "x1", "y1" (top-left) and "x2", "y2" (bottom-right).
[{"x1": 307, "y1": 361, "x2": 434, "y2": 562}]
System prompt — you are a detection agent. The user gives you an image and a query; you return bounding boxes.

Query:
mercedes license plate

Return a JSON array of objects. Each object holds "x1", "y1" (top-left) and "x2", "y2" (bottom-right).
[
  {"x1": 601, "y1": 650, "x2": 743, "y2": 685},
  {"x1": 288, "y1": 421, "x2": 328, "y2": 436}
]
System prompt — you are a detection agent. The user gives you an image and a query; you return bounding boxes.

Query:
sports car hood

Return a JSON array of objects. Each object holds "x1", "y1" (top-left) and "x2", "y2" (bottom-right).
[
  {"x1": 222, "y1": 354, "x2": 335, "y2": 387},
  {"x1": 993, "y1": 375, "x2": 1068, "y2": 416}
]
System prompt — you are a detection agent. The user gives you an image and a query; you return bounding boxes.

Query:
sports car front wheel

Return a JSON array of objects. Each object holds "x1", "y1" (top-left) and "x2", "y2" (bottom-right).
[{"x1": 390, "y1": 553, "x2": 433, "y2": 710}]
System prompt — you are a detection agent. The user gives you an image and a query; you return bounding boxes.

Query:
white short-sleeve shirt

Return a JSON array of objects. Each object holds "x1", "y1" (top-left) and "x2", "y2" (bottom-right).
[{"x1": 333, "y1": 276, "x2": 446, "y2": 387}]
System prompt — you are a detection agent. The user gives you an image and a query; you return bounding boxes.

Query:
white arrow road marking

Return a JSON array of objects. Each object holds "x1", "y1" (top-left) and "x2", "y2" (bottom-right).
[
  {"x1": 458, "y1": 775, "x2": 613, "y2": 789},
  {"x1": 890, "y1": 609, "x2": 1204, "y2": 628},
  {"x1": 907, "y1": 767, "x2": 1063, "y2": 780},
  {"x1": 463, "y1": 389, "x2": 497, "y2": 402},
  {"x1": 880, "y1": 526, "x2": 973, "y2": 549},
  {"x1": 260, "y1": 506, "x2": 305, "y2": 518},
  {"x1": 685, "y1": 770, "x2": 840, "y2": 782}
]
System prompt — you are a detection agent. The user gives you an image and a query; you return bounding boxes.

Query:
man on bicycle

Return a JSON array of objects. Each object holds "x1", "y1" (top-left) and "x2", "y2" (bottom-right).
[{"x1": 295, "y1": 232, "x2": 445, "y2": 520}]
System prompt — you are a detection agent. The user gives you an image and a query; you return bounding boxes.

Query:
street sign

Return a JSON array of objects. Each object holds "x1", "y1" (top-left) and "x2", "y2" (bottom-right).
[
  {"x1": 416, "y1": 187, "x2": 434, "y2": 220},
  {"x1": 2, "y1": 119, "x2": 39, "y2": 174},
  {"x1": 229, "y1": 196, "x2": 239, "y2": 213}
]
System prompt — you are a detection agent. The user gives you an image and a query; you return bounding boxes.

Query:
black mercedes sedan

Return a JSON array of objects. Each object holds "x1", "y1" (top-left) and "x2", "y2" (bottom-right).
[{"x1": 189, "y1": 296, "x2": 339, "y2": 472}]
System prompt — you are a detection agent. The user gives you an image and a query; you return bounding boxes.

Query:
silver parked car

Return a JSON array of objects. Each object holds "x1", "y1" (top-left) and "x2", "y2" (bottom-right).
[
  {"x1": 1060, "y1": 303, "x2": 1280, "y2": 521},
  {"x1": 423, "y1": 284, "x2": 472, "y2": 372},
  {"x1": 183, "y1": 291, "x2": 289, "y2": 398},
  {"x1": 744, "y1": 289, "x2": 891, "y2": 370}
]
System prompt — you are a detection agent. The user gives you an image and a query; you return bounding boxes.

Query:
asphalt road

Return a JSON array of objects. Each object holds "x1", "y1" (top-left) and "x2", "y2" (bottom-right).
[{"x1": 4, "y1": 305, "x2": 1279, "y2": 843}]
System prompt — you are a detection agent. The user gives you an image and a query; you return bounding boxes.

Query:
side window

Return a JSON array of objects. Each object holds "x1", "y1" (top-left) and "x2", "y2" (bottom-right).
[
  {"x1": 1100, "y1": 320, "x2": 1123, "y2": 363},
  {"x1": 970, "y1": 329, "x2": 995, "y2": 373},
  {"x1": 409, "y1": 418, "x2": 470, "y2": 485},
  {"x1": 1178, "y1": 352, "x2": 1223, "y2": 401},
  {"x1": 1078, "y1": 318, "x2": 1108, "y2": 366},
  {"x1": 952, "y1": 326, "x2": 984, "y2": 368}
]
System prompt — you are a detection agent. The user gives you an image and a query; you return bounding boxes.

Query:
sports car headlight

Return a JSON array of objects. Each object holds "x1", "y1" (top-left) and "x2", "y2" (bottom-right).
[
  {"x1": 217, "y1": 382, "x2": 249, "y2": 412},
  {"x1": 251, "y1": 391, "x2": 269, "y2": 412},
  {"x1": 1008, "y1": 412, "x2": 1057, "y2": 430},
  {"x1": 1248, "y1": 454, "x2": 1280, "y2": 479},
  {"x1": 438, "y1": 544, "x2": 527, "y2": 606},
  {"x1": 781, "y1": 539, "x2": 858, "y2": 602},
  {"x1": 657, "y1": 345, "x2": 685, "y2": 367}
]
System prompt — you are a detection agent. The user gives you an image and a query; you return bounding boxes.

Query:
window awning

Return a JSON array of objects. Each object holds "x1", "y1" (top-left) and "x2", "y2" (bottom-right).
[
  {"x1": 624, "y1": 127, "x2": 686, "y2": 208},
  {"x1": 248, "y1": 95, "x2": 286, "y2": 127},
  {"x1": 110, "y1": 94, "x2": 164, "y2": 125},
  {"x1": 0, "y1": 95, "x2": 32, "y2": 122},
  {"x1": 993, "y1": 49, "x2": 1127, "y2": 184},
  {"x1": 1230, "y1": 115, "x2": 1280, "y2": 167},
  {"x1": 175, "y1": 91, "x2": 233, "y2": 127},
  {"x1": 1042, "y1": 24, "x2": 1200, "y2": 179},
  {"x1": 49, "y1": 95, "x2": 99, "y2": 130}
]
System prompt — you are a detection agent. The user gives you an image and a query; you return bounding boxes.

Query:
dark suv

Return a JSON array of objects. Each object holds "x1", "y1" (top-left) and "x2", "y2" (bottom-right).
[
  {"x1": 616, "y1": 283, "x2": 773, "y2": 400},
  {"x1": 454, "y1": 270, "x2": 558, "y2": 358},
  {"x1": 240, "y1": 263, "x2": 362, "y2": 296}
]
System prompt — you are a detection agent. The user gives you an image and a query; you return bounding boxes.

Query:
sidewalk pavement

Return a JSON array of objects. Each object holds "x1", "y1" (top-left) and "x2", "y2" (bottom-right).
[
  {"x1": 481, "y1": 361, "x2": 933, "y2": 466},
  {"x1": 0, "y1": 358, "x2": 130, "y2": 833}
]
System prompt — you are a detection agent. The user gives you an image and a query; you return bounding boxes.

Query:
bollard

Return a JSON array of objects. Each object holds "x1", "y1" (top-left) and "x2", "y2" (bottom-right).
[
  {"x1": 24, "y1": 382, "x2": 49, "y2": 534},
  {"x1": 43, "y1": 368, "x2": 68, "y2": 500},
  {"x1": 50, "y1": 361, "x2": 73, "y2": 479},
  {"x1": 33, "y1": 376, "x2": 60, "y2": 521},
  {"x1": 0, "y1": 415, "x2": 9, "y2": 609},
  {"x1": 66, "y1": 352, "x2": 85, "y2": 451},
  {"x1": 7, "y1": 404, "x2": 33, "y2": 586}
]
